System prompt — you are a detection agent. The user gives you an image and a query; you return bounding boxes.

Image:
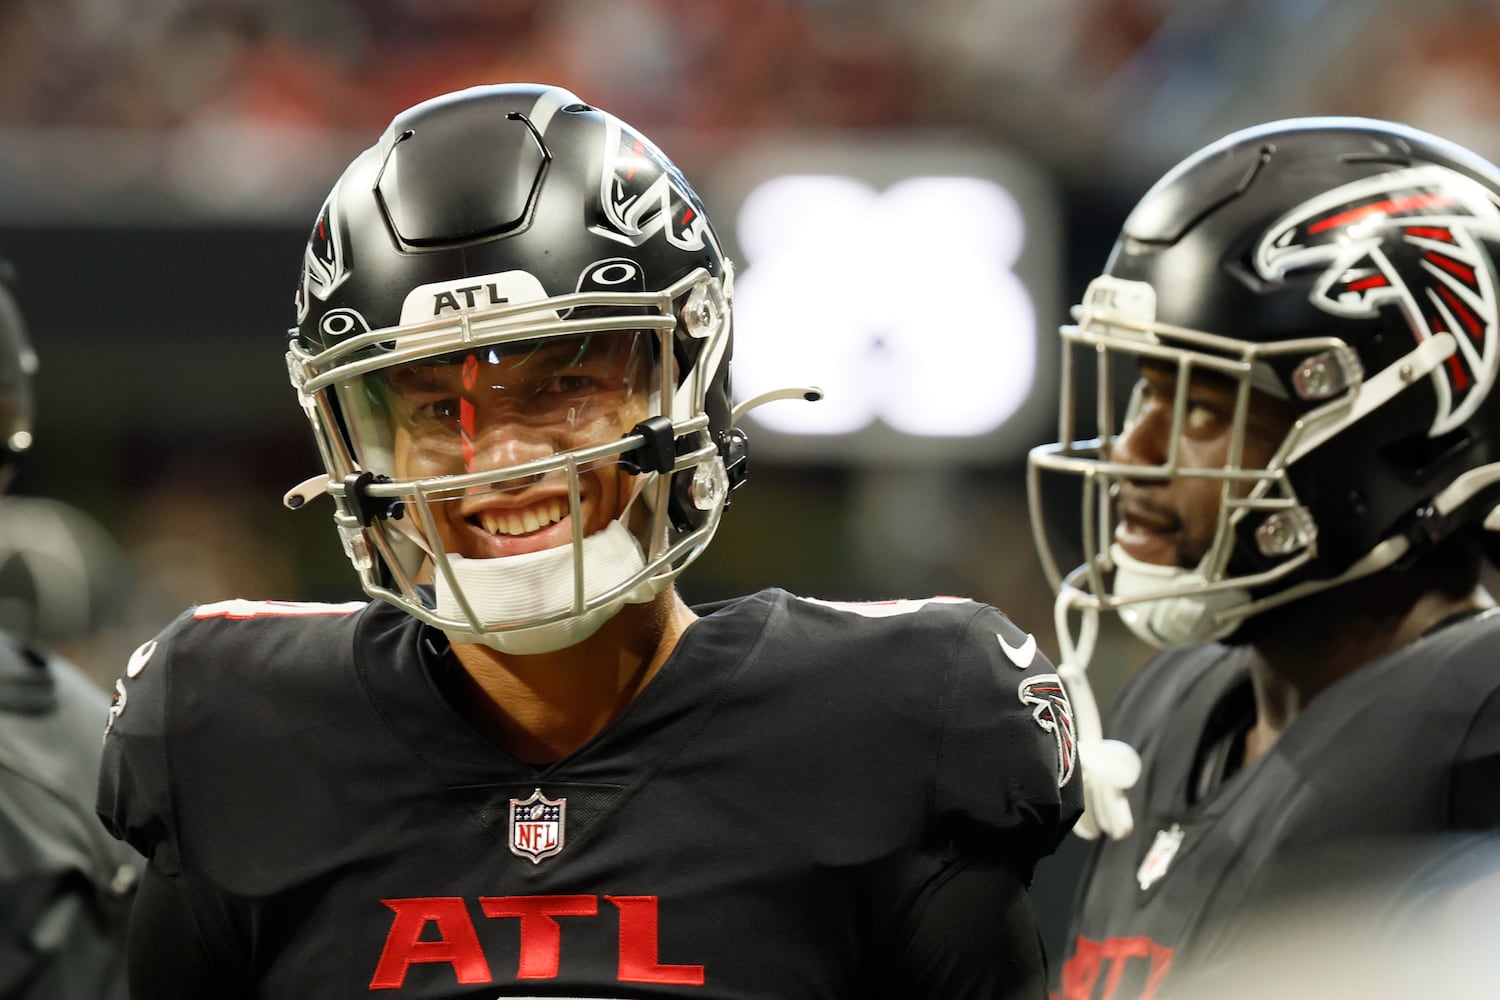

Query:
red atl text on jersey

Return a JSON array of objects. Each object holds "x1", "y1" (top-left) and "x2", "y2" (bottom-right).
[
  {"x1": 370, "y1": 894, "x2": 705, "y2": 990},
  {"x1": 1054, "y1": 935, "x2": 1174, "y2": 1000}
]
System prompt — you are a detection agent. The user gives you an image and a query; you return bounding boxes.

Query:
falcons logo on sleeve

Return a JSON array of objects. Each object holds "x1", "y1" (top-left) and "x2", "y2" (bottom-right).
[
  {"x1": 1019, "y1": 674, "x2": 1077, "y2": 787},
  {"x1": 1254, "y1": 164, "x2": 1500, "y2": 436}
]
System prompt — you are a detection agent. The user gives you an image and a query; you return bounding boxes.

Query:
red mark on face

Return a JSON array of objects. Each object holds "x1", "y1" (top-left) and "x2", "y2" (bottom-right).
[{"x1": 461, "y1": 354, "x2": 479, "y2": 471}]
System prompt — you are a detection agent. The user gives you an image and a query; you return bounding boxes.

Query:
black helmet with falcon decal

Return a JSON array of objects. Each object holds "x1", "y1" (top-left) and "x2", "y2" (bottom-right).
[
  {"x1": 1031, "y1": 116, "x2": 1500, "y2": 649},
  {"x1": 284, "y1": 83, "x2": 745, "y2": 654}
]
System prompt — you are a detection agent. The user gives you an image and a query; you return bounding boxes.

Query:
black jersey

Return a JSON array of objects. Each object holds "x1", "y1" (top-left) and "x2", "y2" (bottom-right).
[
  {"x1": 98, "y1": 589, "x2": 1080, "y2": 998},
  {"x1": 1054, "y1": 609, "x2": 1500, "y2": 1000}
]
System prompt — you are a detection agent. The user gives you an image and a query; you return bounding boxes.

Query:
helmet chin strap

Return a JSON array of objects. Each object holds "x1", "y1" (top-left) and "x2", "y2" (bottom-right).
[
  {"x1": 433, "y1": 518, "x2": 662, "y2": 655},
  {"x1": 1054, "y1": 587, "x2": 1143, "y2": 840},
  {"x1": 1111, "y1": 544, "x2": 1252, "y2": 649},
  {"x1": 1061, "y1": 540, "x2": 1352, "y2": 840}
]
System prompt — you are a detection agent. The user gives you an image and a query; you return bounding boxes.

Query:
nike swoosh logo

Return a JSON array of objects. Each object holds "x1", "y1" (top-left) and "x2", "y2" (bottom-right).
[
  {"x1": 126, "y1": 639, "x2": 158, "y2": 678},
  {"x1": 997, "y1": 632, "x2": 1036, "y2": 668}
]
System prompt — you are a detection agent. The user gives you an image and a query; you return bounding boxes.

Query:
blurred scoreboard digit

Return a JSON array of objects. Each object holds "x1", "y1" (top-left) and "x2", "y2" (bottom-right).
[{"x1": 704, "y1": 133, "x2": 1061, "y2": 466}]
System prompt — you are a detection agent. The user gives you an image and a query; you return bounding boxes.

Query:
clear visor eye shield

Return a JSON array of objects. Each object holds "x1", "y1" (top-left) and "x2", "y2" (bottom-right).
[{"x1": 284, "y1": 268, "x2": 821, "y2": 643}]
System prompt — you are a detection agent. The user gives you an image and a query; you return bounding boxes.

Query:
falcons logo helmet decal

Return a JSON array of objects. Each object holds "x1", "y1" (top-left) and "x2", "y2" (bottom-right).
[
  {"x1": 294, "y1": 183, "x2": 352, "y2": 327},
  {"x1": 590, "y1": 118, "x2": 717, "y2": 256},
  {"x1": 1254, "y1": 164, "x2": 1500, "y2": 436},
  {"x1": 1019, "y1": 673, "x2": 1078, "y2": 787}
]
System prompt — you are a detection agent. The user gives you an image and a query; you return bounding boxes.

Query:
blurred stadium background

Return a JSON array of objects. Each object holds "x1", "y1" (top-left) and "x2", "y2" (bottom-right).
[{"x1": 1, "y1": 0, "x2": 1497, "y2": 955}]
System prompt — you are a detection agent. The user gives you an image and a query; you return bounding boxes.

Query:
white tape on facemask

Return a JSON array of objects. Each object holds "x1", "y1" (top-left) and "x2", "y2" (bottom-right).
[{"x1": 433, "y1": 520, "x2": 662, "y2": 655}]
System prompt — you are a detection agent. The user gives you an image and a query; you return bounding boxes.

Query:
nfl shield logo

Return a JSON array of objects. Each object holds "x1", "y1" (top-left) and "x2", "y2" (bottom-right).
[
  {"x1": 509, "y1": 788, "x2": 566, "y2": 864},
  {"x1": 1137, "y1": 823, "x2": 1185, "y2": 891}
]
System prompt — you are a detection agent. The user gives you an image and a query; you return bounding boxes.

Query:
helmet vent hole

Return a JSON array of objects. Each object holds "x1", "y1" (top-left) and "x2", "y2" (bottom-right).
[
  {"x1": 1337, "y1": 153, "x2": 1412, "y2": 168},
  {"x1": 563, "y1": 104, "x2": 592, "y2": 114}
]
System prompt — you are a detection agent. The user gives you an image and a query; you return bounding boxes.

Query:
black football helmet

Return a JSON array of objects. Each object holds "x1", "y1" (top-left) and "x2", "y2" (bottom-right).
[
  {"x1": 285, "y1": 84, "x2": 742, "y2": 652},
  {"x1": 1030, "y1": 117, "x2": 1500, "y2": 649}
]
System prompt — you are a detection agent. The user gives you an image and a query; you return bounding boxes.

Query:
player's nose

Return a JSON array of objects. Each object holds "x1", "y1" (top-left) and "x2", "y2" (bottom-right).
[{"x1": 1109, "y1": 404, "x2": 1170, "y2": 469}]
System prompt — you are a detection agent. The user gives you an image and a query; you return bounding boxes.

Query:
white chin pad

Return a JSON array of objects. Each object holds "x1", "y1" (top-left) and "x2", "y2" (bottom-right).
[
  {"x1": 433, "y1": 520, "x2": 662, "y2": 654},
  {"x1": 1110, "y1": 544, "x2": 1249, "y2": 648}
]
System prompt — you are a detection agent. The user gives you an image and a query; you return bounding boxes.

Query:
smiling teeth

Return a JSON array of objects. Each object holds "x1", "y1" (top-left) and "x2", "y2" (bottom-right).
[{"x1": 478, "y1": 500, "x2": 566, "y2": 536}]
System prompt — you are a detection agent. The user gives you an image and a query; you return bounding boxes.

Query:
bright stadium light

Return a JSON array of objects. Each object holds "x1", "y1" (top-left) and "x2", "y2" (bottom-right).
[{"x1": 712, "y1": 136, "x2": 1060, "y2": 464}]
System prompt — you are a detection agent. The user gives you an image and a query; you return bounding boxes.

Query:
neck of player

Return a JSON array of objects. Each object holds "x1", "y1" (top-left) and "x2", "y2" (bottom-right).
[
  {"x1": 448, "y1": 590, "x2": 699, "y2": 764},
  {"x1": 1240, "y1": 574, "x2": 1494, "y2": 766}
]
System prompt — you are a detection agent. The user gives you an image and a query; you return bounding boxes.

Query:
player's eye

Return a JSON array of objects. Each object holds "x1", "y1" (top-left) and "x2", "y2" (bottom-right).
[
  {"x1": 413, "y1": 397, "x2": 462, "y2": 426},
  {"x1": 1183, "y1": 398, "x2": 1223, "y2": 435},
  {"x1": 542, "y1": 373, "x2": 597, "y2": 395}
]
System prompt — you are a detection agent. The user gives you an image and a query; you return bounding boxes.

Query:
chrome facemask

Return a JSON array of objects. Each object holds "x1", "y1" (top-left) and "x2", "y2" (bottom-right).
[
  {"x1": 1026, "y1": 275, "x2": 1377, "y2": 644},
  {"x1": 285, "y1": 268, "x2": 731, "y2": 651}
]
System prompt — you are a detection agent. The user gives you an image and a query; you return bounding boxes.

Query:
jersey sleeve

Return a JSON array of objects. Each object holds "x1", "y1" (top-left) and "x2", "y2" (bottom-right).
[
  {"x1": 96, "y1": 612, "x2": 189, "y2": 876},
  {"x1": 932, "y1": 603, "x2": 1083, "y2": 868},
  {"x1": 885, "y1": 853, "x2": 1048, "y2": 1000},
  {"x1": 127, "y1": 862, "x2": 254, "y2": 997}
]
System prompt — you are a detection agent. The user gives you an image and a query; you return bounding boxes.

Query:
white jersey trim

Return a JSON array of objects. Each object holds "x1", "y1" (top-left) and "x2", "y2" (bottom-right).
[
  {"x1": 192, "y1": 599, "x2": 368, "y2": 620},
  {"x1": 797, "y1": 595, "x2": 970, "y2": 618}
]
